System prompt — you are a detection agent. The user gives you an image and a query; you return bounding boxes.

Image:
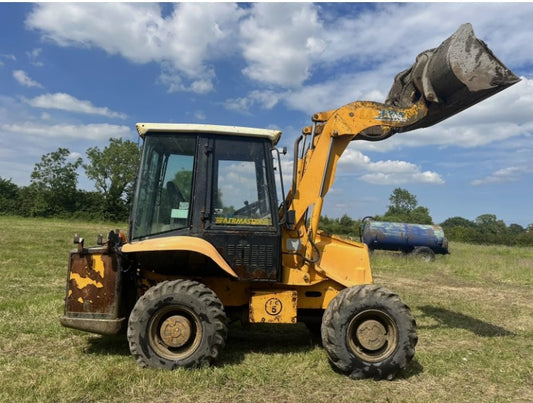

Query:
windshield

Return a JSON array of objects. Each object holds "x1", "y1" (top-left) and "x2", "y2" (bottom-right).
[{"x1": 130, "y1": 133, "x2": 196, "y2": 239}]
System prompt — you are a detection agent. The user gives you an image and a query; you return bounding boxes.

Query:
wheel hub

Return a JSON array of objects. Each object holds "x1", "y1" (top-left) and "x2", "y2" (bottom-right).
[
  {"x1": 356, "y1": 319, "x2": 387, "y2": 351},
  {"x1": 160, "y1": 315, "x2": 192, "y2": 348}
]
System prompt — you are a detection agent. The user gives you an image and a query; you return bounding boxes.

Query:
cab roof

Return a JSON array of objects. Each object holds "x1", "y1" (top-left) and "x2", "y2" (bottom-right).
[{"x1": 136, "y1": 123, "x2": 281, "y2": 145}]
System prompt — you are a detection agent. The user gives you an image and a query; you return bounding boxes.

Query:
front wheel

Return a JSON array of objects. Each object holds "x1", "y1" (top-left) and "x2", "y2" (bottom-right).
[
  {"x1": 127, "y1": 279, "x2": 227, "y2": 369},
  {"x1": 321, "y1": 285, "x2": 417, "y2": 380}
]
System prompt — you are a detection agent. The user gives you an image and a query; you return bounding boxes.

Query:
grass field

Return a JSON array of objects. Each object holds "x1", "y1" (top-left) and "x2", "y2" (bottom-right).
[{"x1": 0, "y1": 216, "x2": 531, "y2": 402}]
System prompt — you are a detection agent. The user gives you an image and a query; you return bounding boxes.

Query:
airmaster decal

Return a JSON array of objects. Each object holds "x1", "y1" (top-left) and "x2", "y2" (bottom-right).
[{"x1": 215, "y1": 216, "x2": 272, "y2": 225}]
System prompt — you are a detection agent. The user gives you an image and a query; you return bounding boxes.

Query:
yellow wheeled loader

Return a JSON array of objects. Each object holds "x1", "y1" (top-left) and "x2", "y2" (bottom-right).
[{"x1": 61, "y1": 24, "x2": 519, "y2": 380}]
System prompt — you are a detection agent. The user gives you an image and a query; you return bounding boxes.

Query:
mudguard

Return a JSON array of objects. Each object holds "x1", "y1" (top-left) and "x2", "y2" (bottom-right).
[{"x1": 121, "y1": 236, "x2": 239, "y2": 278}]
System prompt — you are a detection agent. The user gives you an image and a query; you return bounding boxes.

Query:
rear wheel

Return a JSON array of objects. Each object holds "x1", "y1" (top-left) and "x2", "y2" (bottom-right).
[
  {"x1": 411, "y1": 246, "x2": 435, "y2": 262},
  {"x1": 127, "y1": 279, "x2": 227, "y2": 369},
  {"x1": 321, "y1": 285, "x2": 417, "y2": 380}
]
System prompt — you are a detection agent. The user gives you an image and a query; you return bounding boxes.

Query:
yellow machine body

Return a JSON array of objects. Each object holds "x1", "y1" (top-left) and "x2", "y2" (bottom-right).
[{"x1": 61, "y1": 24, "x2": 519, "y2": 378}]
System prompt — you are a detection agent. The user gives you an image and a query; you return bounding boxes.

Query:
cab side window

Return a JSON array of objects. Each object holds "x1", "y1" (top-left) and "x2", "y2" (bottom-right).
[{"x1": 212, "y1": 138, "x2": 273, "y2": 226}]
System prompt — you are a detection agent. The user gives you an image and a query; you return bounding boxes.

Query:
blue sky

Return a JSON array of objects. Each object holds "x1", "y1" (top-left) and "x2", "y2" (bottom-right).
[{"x1": 1, "y1": 3, "x2": 532, "y2": 226}]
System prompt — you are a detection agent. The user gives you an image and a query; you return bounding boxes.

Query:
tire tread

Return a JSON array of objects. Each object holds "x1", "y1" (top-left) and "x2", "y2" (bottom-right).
[
  {"x1": 321, "y1": 285, "x2": 417, "y2": 380},
  {"x1": 127, "y1": 279, "x2": 227, "y2": 369}
]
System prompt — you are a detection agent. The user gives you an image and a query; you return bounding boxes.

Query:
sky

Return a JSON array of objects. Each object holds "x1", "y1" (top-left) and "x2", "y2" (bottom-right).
[{"x1": 0, "y1": 2, "x2": 532, "y2": 226}]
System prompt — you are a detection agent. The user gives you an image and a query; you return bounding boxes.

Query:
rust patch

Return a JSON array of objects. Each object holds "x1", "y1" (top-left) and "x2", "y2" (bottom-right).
[{"x1": 65, "y1": 251, "x2": 119, "y2": 314}]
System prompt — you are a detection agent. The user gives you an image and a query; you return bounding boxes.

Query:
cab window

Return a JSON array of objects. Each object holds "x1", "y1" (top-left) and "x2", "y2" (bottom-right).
[
  {"x1": 131, "y1": 134, "x2": 195, "y2": 239},
  {"x1": 212, "y1": 138, "x2": 273, "y2": 226}
]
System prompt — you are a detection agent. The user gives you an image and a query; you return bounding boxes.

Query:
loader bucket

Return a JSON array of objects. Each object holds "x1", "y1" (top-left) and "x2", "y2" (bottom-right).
[{"x1": 386, "y1": 23, "x2": 520, "y2": 132}]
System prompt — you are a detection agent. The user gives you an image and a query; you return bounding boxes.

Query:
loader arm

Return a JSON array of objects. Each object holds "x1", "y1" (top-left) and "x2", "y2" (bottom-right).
[
  {"x1": 286, "y1": 23, "x2": 519, "y2": 264},
  {"x1": 289, "y1": 100, "x2": 429, "y2": 240}
]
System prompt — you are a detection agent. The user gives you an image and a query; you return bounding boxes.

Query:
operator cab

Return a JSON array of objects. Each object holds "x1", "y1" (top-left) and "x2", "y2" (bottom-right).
[{"x1": 130, "y1": 123, "x2": 283, "y2": 281}]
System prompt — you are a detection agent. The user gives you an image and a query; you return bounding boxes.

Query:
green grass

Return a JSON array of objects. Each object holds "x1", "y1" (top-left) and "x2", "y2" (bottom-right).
[{"x1": 0, "y1": 216, "x2": 532, "y2": 402}]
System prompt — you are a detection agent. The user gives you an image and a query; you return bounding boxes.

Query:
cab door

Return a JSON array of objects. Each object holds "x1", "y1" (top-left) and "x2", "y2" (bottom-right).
[{"x1": 201, "y1": 136, "x2": 281, "y2": 281}]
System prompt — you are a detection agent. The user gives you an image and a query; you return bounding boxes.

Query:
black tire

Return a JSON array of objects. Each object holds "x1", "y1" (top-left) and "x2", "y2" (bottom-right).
[
  {"x1": 411, "y1": 246, "x2": 435, "y2": 262},
  {"x1": 321, "y1": 285, "x2": 417, "y2": 380},
  {"x1": 127, "y1": 279, "x2": 227, "y2": 369}
]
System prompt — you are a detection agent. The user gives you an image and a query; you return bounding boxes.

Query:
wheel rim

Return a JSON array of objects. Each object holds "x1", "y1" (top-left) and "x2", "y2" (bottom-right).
[
  {"x1": 416, "y1": 251, "x2": 432, "y2": 262},
  {"x1": 414, "y1": 247, "x2": 434, "y2": 262},
  {"x1": 346, "y1": 309, "x2": 398, "y2": 363},
  {"x1": 148, "y1": 305, "x2": 202, "y2": 362}
]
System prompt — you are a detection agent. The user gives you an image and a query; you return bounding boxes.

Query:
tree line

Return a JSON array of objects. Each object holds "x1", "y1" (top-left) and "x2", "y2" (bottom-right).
[
  {"x1": 320, "y1": 188, "x2": 533, "y2": 246},
  {"x1": 0, "y1": 138, "x2": 140, "y2": 221},
  {"x1": 2, "y1": 148, "x2": 532, "y2": 247}
]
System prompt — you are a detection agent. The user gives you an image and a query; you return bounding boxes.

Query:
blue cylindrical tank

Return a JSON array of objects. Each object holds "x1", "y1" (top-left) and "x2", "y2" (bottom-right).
[{"x1": 361, "y1": 219, "x2": 448, "y2": 254}]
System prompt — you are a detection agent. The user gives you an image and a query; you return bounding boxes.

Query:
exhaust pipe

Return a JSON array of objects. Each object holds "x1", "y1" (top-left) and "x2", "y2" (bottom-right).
[{"x1": 386, "y1": 23, "x2": 520, "y2": 131}]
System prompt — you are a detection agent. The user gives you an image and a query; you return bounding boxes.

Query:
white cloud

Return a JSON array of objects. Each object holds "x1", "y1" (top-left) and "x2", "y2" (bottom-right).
[
  {"x1": 13, "y1": 70, "x2": 43, "y2": 88},
  {"x1": 283, "y1": 70, "x2": 387, "y2": 115},
  {"x1": 0, "y1": 54, "x2": 16, "y2": 67},
  {"x1": 337, "y1": 148, "x2": 370, "y2": 168},
  {"x1": 239, "y1": 3, "x2": 325, "y2": 87},
  {"x1": 229, "y1": 3, "x2": 533, "y2": 122},
  {"x1": 338, "y1": 148, "x2": 444, "y2": 185},
  {"x1": 158, "y1": 64, "x2": 215, "y2": 94},
  {"x1": 471, "y1": 166, "x2": 531, "y2": 186},
  {"x1": 68, "y1": 151, "x2": 82, "y2": 160},
  {"x1": 26, "y1": 3, "x2": 244, "y2": 94},
  {"x1": 194, "y1": 110, "x2": 206, "y2": 121},
  {"x1": 318, "y1": 3, "x2": 533, "y2": 72},
  {"x1": 0, "y1": 95, "x2": 135, "y2": 187},
  {"x1": 235, "y1": 3, "x2": 533, "y2": 92},
  {"x1": 25, "y1": 93, "x2": 126, "y2": 119},
  {"x1": 218, "y1": 161, "x2": 260, "y2": 209},
  {"x1": 24, "y1": 3, "x2": 533, "y2": 96},
  {"x1": 27, "y1": 48, "x2": 43, "y2": 66},
  {"x1": 223, "y1": 96, "x2": 253, "y2": 114},
  {"x1": 1, "y1": 54, "x2": 16, "y2": 61},
  {"x1": 360, "y1": 163, "x2": 444, "y2": 185},
  {"x1": 26, "y1": 3, "x2": 164, "y2": 60},
  {"x1": 2, "y1": 122, "x2": 130, "y2": 141},
  {"x1": 224, "y1": 90, "x2": 283, "y2": 113}
]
